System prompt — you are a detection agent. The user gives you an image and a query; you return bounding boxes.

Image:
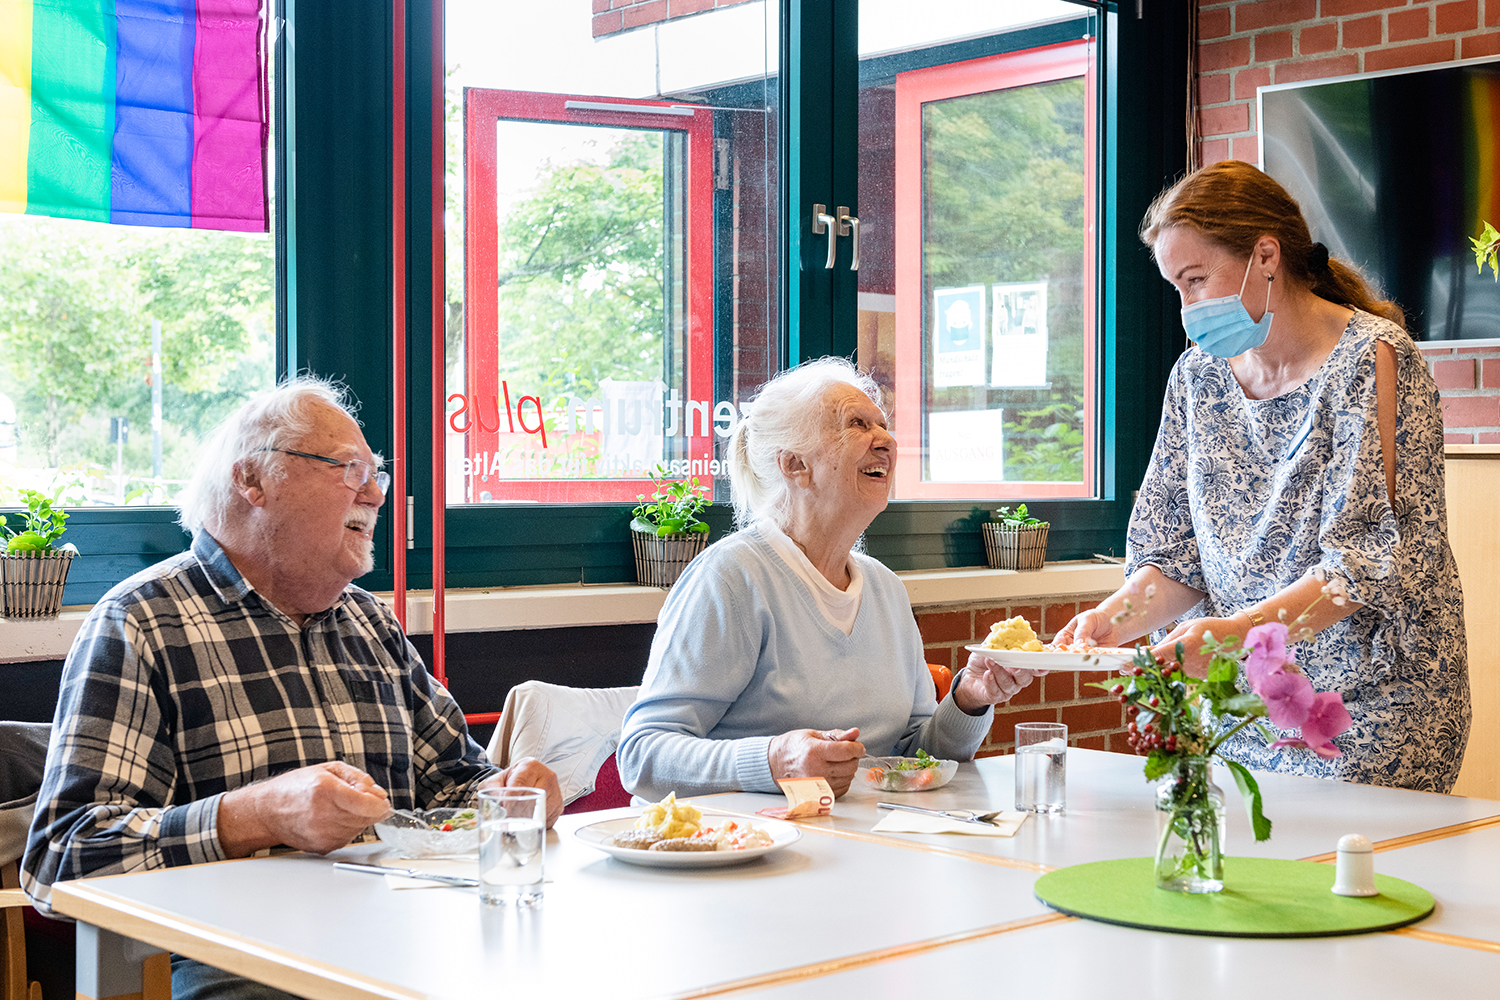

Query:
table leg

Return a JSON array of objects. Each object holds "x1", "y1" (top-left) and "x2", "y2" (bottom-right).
[{"x1": 75, "y1": 923, "x2": 169, "y2": 1000}]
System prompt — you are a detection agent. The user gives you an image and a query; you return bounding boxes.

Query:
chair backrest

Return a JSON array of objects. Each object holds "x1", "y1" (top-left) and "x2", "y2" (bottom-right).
[
  {"x1": 0, "y1": 722, "x2": 51, "y2": 867},
  {"x1": 485, "y1": 682, "x2": 639, "y2": 809},
  {"x1": 561, "y1": 754, "x2": 634, "y2": 815}
]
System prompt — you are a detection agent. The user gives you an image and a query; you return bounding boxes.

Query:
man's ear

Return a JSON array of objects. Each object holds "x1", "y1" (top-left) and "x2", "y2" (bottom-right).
[{"x1": 232, "y1": 459, "x2": 267, "y2": 508}]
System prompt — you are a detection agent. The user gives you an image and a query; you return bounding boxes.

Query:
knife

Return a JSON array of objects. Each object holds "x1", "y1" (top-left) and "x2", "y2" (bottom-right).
[
  {"x1": 333, "y1": 861, "x2": 479, "y2": 887},
  {"x1": 876, "y1": 802, "x2": 1002, "y2": 827}
]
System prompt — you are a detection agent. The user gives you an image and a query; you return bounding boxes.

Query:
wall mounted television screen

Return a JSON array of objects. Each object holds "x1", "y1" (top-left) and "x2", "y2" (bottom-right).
[{"x1": 1260, "y1": 58, "x2": 1500, "y2": 342}]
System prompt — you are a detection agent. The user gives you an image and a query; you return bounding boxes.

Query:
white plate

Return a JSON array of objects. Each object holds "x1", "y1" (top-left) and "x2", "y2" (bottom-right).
[
  {"x1": 574, "y1": 813, "x2": 800, "y2": 869},
  {"x1": 964, "y1": 643, "x2": 1139, "y2": 671}
]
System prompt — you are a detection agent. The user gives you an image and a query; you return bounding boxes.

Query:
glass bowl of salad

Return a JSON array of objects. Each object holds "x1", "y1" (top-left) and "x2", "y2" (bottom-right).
[
  {"x1": 373, "y1": 807, "x2": 480, "y2": 858},
  {"x1": 858, "y1": 752, "x2": 959, "y2": 793}
]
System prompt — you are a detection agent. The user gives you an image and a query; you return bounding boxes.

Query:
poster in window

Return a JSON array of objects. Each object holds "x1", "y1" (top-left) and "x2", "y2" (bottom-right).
[
  {"x1": 926, "y1": 408, "x2": 1006, "y2": 482},
  {"x1": 931, "y1": 285, "x2": 987, "y2": 388},
  {"x1": 990, "y1": 281, "x2": 1048, "y2": 387}
]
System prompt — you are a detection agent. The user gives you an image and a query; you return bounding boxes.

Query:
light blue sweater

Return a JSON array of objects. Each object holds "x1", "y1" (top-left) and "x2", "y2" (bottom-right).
[{"x1": 617, "y1": 526, "x2": 992, "y2": 799}]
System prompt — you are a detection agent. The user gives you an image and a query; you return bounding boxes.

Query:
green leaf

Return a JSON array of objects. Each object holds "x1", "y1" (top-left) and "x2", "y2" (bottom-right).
[
  {"x1": 1205, "y1": 656, "x2": 1238, "y2": 684},
  {"x1": 1217, "y1": 693, "x2": 1266, "y2": 715},
  {"x1": 1225, "y1": 759, "x2": 1273, "y2": 841},
  {"x1": 1142, "y1": 749, "x2": 1175, "y2": 781},
  {"x1": 1473, "y1": 221, "x2": 1500, "y2": 281}
]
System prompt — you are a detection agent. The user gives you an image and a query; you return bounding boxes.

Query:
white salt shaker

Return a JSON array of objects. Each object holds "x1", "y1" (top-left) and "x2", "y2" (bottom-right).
[{"x1": 1331, "y1": 833, "x2": 1378, "y2": 897}]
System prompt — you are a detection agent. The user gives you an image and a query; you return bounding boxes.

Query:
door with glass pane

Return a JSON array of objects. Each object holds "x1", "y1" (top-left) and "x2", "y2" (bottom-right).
[
  {"x1": 892, "y1": 40, "x2": 1095, "y2": 498},
  {"x1": 444, "y1": 1, "x2": 780, "y2": 514},
  {"x1": 460, "y1": 91, "x2": 715, "y2": 502},
  {"x1": 852, "y1": 6, "x2": 1100, "y2": 503}
]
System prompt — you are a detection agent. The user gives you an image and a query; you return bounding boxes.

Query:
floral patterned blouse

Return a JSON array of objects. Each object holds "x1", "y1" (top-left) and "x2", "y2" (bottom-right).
[{"x1": 1126, "y1": 310, "x2": 1470, "y2": 792}]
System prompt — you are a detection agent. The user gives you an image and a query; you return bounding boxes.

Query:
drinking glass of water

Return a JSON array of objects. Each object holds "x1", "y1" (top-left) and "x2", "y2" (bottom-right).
[
  {"x1": 478, "y1": 786, "x2": 547, "y2": 906},
  {"x1": 1014, "y1": 722, "x2": 1067, "y2": 813}
]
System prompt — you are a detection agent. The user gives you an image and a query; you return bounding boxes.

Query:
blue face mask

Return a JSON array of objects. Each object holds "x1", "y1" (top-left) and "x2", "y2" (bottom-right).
[{"x1": 1180, "y1": 253, "x2": 1274, "y2": 358}]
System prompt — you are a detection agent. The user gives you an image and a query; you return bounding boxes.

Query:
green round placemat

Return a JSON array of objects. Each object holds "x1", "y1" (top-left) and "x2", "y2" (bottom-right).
[{"x1": 1034, "y1": 857, "x2": 1433, "y2": 938}]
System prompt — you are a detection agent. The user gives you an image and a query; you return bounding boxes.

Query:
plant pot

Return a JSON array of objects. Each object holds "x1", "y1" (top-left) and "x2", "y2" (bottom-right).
[
  {"x1": 1, "y1": 549, "x2": 77, "y2": 620},
  {"x1": 982, "y1": 522, "x2": 1049, "y2": 571},
  {"x1": 631, "y1": 525, "x2": 709, "y2": 588}
]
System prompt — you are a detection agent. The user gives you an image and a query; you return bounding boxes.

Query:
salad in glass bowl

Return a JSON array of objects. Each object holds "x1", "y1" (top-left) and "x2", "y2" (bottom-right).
[
  {"x1": 858, "y1": 751, "x2": 958, "y2": 793},
  {"x1": 373, "y1": 807, "x2": 480, "y2": 858}
]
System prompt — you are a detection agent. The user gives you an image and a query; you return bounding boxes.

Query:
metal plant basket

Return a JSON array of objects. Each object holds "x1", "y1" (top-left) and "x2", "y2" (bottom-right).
[
  {"x1": 982, "y1": 522, "x2": 1049, "y2": 572},
  {"x1": 632, "y1": 526, "x2": 709, "y2": 588},
  {"x1": 1, "y1": 549, "x2": 77, "y2": 620}
]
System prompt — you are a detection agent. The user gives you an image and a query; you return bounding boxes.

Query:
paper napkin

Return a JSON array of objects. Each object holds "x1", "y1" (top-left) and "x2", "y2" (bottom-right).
[{"x1": 870, "y1": 810, "x2": 1027, "y2": 838}]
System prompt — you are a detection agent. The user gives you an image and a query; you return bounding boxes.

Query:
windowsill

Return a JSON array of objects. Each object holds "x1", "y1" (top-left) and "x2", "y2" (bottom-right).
[{"x1": 1, "y1": 561, "x2": 1124, "y2": 662}]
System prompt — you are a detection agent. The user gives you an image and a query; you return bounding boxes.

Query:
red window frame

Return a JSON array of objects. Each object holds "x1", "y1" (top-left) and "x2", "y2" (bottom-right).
[
  {"x1": 461, "y1": 89, "x2": 716, "y2": 502},
  {"x1": 892, "y1": 40, "x2": 1096, "y2": 500}
]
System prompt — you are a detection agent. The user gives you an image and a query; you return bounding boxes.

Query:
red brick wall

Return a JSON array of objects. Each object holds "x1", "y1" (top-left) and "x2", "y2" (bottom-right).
[
  {"x1": 592, "y1": 0, "x2": 755, "y2": 37},
  {"x1": 1196, "y1": 0, "x2": 1500, "y2": 439},
  {"x1": 913, "y1": 595, "x2": 1134, "y2": 757},
  {"x1": 1422, "y1": 343, "x2": 1500, "y2": 442}
]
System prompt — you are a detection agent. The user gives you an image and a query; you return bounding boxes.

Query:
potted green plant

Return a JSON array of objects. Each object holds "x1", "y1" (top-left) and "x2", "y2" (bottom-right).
[
  {"x1": 1, "y1": 488, "x2": 79, "y2": 620},
  {"x1": 982, "y1": 503, "x2": 1049, "y2": 571},
  {"x1": 630, "y1": 466, "x2": 711, "y2": 588}
]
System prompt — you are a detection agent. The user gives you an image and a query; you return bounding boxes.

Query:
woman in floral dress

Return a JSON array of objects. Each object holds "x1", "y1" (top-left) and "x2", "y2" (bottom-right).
[{"x1": 1058, "y1": 161, "x2": 1469, "y2": 792}]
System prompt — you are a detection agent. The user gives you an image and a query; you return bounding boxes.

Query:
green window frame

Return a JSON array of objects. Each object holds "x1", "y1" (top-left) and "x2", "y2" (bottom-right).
[{"x1": 52, "y1": 0, "x2": 1194, "y2": 604}]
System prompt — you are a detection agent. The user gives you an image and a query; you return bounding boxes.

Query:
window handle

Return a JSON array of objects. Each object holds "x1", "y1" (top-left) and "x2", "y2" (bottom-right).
[
  {"x1": 839, "y1": 207, "x2": 860, "y2": 271},
  {"x1": 811, "y1": 203, "x2": 839, "y2": 269}
]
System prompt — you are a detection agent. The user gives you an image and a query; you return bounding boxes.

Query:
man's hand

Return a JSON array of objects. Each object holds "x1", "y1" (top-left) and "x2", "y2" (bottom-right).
[
  {"x1": 479, "y1": 757, "x2": 563, "y2": 829},
  {"x1": 954, "y1": 653, "x2": 1040, "y2": 714},
  {"x1": 217, "y1": 761, "x2": 391, "y2": 859},
  {"x1": 768, "y1": 728, "x2": 865, "y2": 798}
]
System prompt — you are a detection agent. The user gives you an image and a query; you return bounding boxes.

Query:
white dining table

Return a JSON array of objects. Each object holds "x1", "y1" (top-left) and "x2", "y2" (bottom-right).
[{"x1": 50, "y1": 749, "x2": 1500, "y2": 1000}]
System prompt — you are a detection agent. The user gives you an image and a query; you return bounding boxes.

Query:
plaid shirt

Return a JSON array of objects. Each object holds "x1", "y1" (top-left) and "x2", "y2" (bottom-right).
[{"x1": 21, "y1": 531, "x2": 494, "y2": 913}]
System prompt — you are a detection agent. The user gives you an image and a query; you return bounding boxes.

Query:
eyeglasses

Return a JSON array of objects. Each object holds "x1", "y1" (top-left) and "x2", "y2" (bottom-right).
[{"x1": 265, "y1": 448, "x2": 391, "y2": 495}]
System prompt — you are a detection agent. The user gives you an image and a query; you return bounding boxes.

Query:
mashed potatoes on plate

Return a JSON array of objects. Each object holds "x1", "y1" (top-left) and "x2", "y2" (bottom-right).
[{"x1": 981, "y1": 616, "x2": 1045, "y2": 651}]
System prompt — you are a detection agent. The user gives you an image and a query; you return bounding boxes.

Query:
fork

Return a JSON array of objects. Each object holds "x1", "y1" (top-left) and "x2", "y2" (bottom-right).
[{"x1": 876, "y1": 802, "x2": 1007, "y2": 826}]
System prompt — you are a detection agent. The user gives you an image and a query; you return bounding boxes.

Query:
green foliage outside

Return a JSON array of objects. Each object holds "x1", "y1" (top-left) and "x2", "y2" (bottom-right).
[
  {"x1": 491, "y1": 131, "x2": 667, "y2": 404},
  {"x1": 0, "y1": 216, "x2": 274, "y2": 505},
  {"x1": 923, "y1": 76, "x2": 1086, "y2": 482}
]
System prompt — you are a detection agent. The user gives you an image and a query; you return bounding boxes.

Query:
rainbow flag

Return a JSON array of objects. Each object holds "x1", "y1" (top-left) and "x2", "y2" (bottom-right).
[{"x1": 0, "y1": 0, "x2": 267, "y2": 232}]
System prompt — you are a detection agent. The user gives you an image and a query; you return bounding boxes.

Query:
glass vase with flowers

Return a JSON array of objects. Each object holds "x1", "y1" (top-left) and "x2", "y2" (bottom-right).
[{"x1": 1091, "y1": 570, "x2": 1356, "y2": 893}]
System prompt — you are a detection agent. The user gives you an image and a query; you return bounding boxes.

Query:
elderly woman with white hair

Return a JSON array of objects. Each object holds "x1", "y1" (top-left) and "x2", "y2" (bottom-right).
[{"x1": 617, "y1": 358, "x2": 1038, "y2": 800}]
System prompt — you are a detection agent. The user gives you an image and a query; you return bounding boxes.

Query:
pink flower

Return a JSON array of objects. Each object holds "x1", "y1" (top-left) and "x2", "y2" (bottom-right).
[
  {"x1": 1302, "y1": 691, "x2": 1353, "y2": 749},
  {"x1": 1256, "y1": 669, "x2": 1315, "y2": 729},
  {"x1": 1244, "y1": 622, "x2": 1293, "y2": 689},
  {"x1": 1269, "y1": 692, "x2": 1352, "y2": 760}
]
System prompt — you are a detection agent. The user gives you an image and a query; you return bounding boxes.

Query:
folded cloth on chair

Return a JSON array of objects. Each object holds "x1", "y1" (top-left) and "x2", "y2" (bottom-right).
[{"x1": 486, "y1": 682, "x2": 639, "y2": 807}]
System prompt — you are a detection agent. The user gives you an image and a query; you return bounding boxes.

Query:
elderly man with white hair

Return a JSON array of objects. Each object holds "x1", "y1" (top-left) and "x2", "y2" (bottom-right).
[
  {"x1": 618, "y1": 358, "x2": 1039, "y2": 801},
  {"x1": 22, "y1": 377, "x2": 558, "y2": 996}
]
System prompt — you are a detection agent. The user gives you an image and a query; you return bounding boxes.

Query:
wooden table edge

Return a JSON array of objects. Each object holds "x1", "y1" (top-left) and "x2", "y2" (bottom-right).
[
  {"x1": 1298, "y1": 813, "x2": 1500, "y2": 863},
  {"x1": 51, "y1": 880, "x2": 422, "y2": 1000}
]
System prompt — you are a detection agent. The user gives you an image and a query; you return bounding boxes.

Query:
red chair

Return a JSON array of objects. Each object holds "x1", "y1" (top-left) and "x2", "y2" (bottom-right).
[
  {"x1": 562, "y1": 755, "x2": 634, "y2": 814},
  {"x1": 927, "y1": 663, "x2": 953, "y2": 701}
]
